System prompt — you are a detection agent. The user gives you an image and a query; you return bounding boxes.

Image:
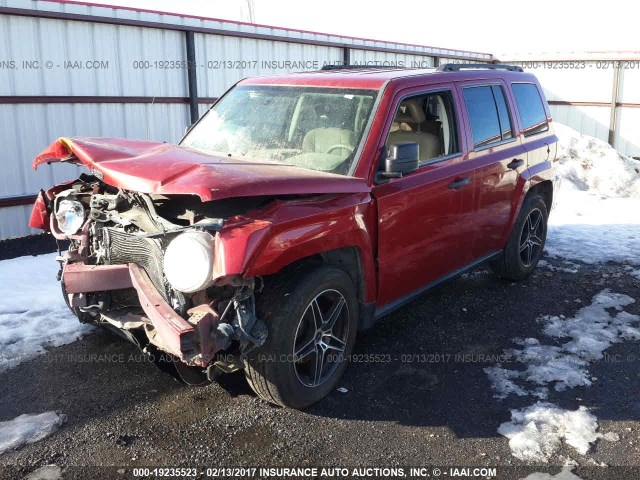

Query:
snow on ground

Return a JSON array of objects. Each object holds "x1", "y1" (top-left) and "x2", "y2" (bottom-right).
[
  {"x1": 546, "y1": 123, "x2": 640, "y2": 267},
  {"x1": 486, "y1": 289, "x2": 639, "y2": 401},
  {"x1": 24, "y1": 465, "x2": 63, "y2": 480},
  {"x1": 0, "y1": 411, "x2": 66, "y2": 455},
  {"x1": 0, "y1": 256, "x2": 81, "y2": 454},
  {"x1": 485, "y1": 126, "x2": 640, "y2": 465},
  {"x1": 0, "y1": 253, "x2": 92, "y2": 372},
  {"x1": 546, "y1": 189, "x2": 640, "y2": 266},
  {"x1": 625, "y1": 265, "x2": 640, "y2": 280},
  {"x1": 485, "y1": 289, "x2": 637, "y2": 462},
  {"x1": 498, "y1": 403, "x2": 600, "y2": 463},
  {"x1": 537, "y1": 260, "x2": 579, "y2": 274}
]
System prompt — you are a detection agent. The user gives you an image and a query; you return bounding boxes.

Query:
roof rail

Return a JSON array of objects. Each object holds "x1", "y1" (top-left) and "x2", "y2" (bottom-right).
[
  {"x1": 438, "y1": 63, "x2": 524, "y2": 72},
  {"x1": 320, "y1": 64, "x2": 404, "y2": 71}
]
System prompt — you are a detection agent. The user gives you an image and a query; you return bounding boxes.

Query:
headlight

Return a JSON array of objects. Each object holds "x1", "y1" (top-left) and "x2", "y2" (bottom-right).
[
  {"x1": 55, "y1": 199, "x2": 85, "y2": 235},
  {"x1": 163, "y1": 231, "x2": 215, "y2": 293}
]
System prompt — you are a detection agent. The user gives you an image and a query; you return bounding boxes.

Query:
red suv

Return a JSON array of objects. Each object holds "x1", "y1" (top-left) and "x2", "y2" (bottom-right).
[{"x1": 30, "y1": 64, "x2": 558, "y2": 408}]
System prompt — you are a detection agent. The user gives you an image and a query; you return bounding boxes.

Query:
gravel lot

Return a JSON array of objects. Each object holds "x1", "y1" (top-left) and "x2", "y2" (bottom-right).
[{"x1": 1, "y1": 255, "x2": 639, "y2": 480}]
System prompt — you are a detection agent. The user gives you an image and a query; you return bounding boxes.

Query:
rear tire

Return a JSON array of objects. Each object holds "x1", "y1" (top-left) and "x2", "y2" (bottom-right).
[
  {"x1": 491, "y1": 193, "x2": 548, "y2": 281},
  {"x1": 244, "y1": 266, "x2": 358, "y2": 409}
]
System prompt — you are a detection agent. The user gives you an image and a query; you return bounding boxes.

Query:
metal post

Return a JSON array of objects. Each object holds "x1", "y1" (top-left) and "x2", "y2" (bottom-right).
[
  {"x1": 433, "y1": 57, "x2": 440, "y2": 68},
  {"x1": 185, "y1": 31, "x2": 199, "y2": 125},
  {"x1": 608, "y1": 64, "x2": 623, "y2": 148},
  {"x1": 342, "y1": 46, "x2": 350, "y2": 66}
]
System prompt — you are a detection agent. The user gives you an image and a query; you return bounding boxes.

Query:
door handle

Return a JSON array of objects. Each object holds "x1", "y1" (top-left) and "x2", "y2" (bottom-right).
[
  {"x1": 448, "y1": 177, "x2": 471, "y2": 190},
  {"x1": 507, "y1": 158, "x2": 525, "y2": 170}
]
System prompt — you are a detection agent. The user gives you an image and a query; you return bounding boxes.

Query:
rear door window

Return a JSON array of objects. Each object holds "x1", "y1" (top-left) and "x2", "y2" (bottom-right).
[
  {"x1": 492, "y1": 85, "x2": 513, "y2": 141},
  {"x1": 511, "y1": 83, "x2": 549, "y2": 136},
  {"x1": 462, "y1": 85, "x2": 512, "y2": 148}
]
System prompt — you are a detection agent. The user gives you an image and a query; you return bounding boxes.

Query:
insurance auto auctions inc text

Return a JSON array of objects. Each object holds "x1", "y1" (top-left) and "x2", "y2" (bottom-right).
[{"x1": 205, "y1": 466, "x2": 498, "y2": 478}]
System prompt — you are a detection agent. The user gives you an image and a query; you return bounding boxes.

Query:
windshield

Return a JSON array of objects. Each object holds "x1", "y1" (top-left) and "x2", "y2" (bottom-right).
[{"x1": 180, "y1": 85, "x2": 377, "y2": 176}]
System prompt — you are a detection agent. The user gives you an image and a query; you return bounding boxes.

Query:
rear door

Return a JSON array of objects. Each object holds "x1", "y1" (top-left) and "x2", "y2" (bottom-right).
[
  {"x1": 373, "y1": 84, "x2": 476, "y2": 308},
  {"x1": 457, "y1": 81, "x2": 527, "y2": 258},
  {"x1": 510, "y1": 82, "x2": 556, "y2": 173}
]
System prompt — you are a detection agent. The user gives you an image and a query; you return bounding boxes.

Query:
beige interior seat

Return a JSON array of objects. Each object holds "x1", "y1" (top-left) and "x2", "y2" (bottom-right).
[
  {"x1": 390, "y1": 122, "x2": 412, "y2": 132},
  {"x1": 302, "y1": 127, "x2": 355, "y2": 154},
  {"x1": 387, "y1": 99, "x2": 441, "y2": 162}
]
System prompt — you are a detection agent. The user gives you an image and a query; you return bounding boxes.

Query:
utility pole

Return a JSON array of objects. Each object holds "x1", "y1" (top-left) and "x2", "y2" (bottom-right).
[{"x1": 241, "y1": 0, "x2": 255, "y2": 23}]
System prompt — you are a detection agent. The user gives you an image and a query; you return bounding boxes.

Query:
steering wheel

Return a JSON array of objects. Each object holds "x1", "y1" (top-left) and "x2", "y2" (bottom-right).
[{"x1": 326, "y1": 144, "x2": 354, "y2": 155}]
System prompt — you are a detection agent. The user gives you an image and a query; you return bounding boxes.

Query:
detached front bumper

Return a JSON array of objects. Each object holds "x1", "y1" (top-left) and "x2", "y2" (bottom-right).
[{"x1": 62, "y1": 262, "x2": 219, "y2": 366}]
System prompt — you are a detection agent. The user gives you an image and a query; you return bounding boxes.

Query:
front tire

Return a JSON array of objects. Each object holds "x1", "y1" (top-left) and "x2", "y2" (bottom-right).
[
  {"x1": 491, "y1": 193, "x2": 548, "y2": 281},
  {"x1": 244, "y1": 266, "x2": 358, "y2": 408}
]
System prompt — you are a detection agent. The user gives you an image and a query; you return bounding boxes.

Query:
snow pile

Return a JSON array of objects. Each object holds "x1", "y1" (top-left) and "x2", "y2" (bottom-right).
[
  {"x1": 0, "y1": 253, "x2": 92, "y2": 372},
  {"x1": 545, "y1": 124, "x2": 640, "y2": 267},
  {"x1": 486, "y1": 290, "x2": 636, "y2": 462},
  {"x1": 498, "y1": 403, "x2": 599, "y2": 463},
  {"x1": 0, "y1": 411, "x2": 66, "y2": 455},
  {"x1": 485, "y1": 289, "x2": 638, "y2": 400},
  {"x1": 554, "y1": 122, "x2": 640, "y2": 198}
]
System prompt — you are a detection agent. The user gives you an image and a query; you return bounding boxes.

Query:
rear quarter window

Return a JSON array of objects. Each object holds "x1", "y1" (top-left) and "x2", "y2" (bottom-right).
[{"x1": 511, "y1": 83, "x2": 549, "y2": 136}]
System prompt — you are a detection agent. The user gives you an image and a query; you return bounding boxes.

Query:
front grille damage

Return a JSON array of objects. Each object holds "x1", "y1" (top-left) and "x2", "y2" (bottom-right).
[{"x1": 53, "y1": 175, "x2": 268, "y2": 381}]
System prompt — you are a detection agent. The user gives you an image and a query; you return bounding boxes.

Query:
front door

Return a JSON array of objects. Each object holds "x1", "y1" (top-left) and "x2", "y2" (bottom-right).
[{"x1": 373, "y1": 86, "x2": 476, "y2": 308}]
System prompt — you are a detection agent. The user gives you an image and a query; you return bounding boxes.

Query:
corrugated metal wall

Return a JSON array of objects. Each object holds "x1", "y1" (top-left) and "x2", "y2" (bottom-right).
[
  {"x1": 0, "y1": 0, "x2": 491, "y2": 239},
  {"x1": 504, "y1": 55, "x2": 640, "y2": 160},
  {"x1": 349, "y1": 49, "x2": 435, "y2": 68},
  {"x1": 617, "y1": 66, "x2": 640, "y2": 156},
  {"x1": 193, "y1": 35, "x2": 344, "y2": 98},
  {"x1": 0, "y1": 10, "x2": 191, "y2": 238}
]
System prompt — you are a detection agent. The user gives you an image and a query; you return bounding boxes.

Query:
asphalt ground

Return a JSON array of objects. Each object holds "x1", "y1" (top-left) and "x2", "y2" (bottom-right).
[{"x1": 0, "y1": 252, "x2": 639, "y2": 480}]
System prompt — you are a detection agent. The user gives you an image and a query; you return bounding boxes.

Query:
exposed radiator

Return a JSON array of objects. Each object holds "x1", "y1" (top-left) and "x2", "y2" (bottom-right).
[{"x1": 104, "y1": 227, "x2": 168, "y2": 300}]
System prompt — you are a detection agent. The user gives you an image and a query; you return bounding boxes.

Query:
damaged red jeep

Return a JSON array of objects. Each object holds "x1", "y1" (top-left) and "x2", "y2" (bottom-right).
[{"x1": 30, "y1": 64, "x2": 558, "y2": 408}]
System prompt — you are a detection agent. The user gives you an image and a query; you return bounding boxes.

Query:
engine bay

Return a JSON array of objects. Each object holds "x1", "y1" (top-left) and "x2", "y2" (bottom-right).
[{"x1": 51, "y1": 174, "x2": 269, "y2": 383}]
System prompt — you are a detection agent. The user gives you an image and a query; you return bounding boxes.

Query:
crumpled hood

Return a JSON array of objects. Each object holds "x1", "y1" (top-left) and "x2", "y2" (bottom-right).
[{"x1": 33, "y1": 137, "x2": 370, "y2": 202}]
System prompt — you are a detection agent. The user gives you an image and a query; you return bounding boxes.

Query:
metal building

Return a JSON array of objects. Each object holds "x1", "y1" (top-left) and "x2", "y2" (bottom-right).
[
  {"x1": 502, "y1": 52, "x2": 640, "y2": 158},
  {"x1": 0, "y1": 0, "x2": 492, "y2": 239}
]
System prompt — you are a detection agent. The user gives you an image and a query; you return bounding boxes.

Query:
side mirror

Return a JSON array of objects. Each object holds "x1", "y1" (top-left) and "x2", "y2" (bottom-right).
[{"x1": 381, "y1": 142, "x2": 419, "y2": 179}]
